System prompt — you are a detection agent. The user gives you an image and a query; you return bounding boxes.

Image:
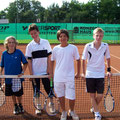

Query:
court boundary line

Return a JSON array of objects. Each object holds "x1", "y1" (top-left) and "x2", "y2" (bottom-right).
[
  {"x1": 105, "y1": 62, "x2": 120, "y2": 73},
  {"x1": 111, "y1": 54, "x2": 120, "y2": 60}
]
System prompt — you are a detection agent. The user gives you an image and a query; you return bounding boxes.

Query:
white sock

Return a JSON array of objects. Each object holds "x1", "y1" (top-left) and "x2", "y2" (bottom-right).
[{"x1": 95, "y1": 112, "x2": 101, "y2": 117}]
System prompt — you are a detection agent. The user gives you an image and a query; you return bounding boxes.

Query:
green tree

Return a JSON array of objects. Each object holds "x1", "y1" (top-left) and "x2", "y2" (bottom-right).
[
  {"x1": 99, "y1": 0, "x2": 118, "y2": 23},
  {"x1": 45, "y1": 3, "x2": 60, "y2": 23},
  {"x1": 6, "y1": 0, "x2": 45, "y2": 23},
  {"x1": 0, "y1": 10, "x2": 7, "y2": 19},
  {"x1": 65, "y1": 0, "x2": 82, "y2": 23},
  {"x1": 59, "y1": 1, "x2": 70, "y2": 23},
  {"x1": 6, "y1": 2, "x2": 17, "y2": 23},
  {"x1": 31, "y1": 0, "x2": 45, "y2": 22},
  {"x1": 82, "y1": 1, "x2": 98, "y2": 23},
  {"x1": 1, "y1": 0, "x2": 120, "y2": 24}
]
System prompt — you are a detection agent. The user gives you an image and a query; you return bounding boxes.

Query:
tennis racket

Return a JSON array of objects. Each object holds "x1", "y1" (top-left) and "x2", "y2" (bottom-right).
[
  {"x1": 33, "y1": 79, "x2": 46, "y2": 111},
  {"x1": 0, "y1": 79, "x2": 5, "y2": 107},
  {"x1": 44, "y1": 78, "x2": 60, "y2": 116},
  {"x1": 104, "y1": 77, "x2": 115, "y2": 112}
]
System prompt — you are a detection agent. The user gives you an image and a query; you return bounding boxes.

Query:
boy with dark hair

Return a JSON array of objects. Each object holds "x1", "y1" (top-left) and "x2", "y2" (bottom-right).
[
  {"x1": 25, "y1": 23, "x2": 55, "y2": 115},
  {"x1": 51, "y1": 29, "x2": 80, "y2": 120}
]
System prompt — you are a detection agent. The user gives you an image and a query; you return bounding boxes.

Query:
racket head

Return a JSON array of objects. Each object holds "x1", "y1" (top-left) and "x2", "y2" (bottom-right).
[
  {"x1": 33, "y1": 81, "x2": 46, "y2": 110},
  {"x1": 45, "y1": 95, "x2": 60, "y2": 116},
  {"x1": 44, "y1": 86, "x2": 60, "y2": 116},
  {"x1": 0, "y1": 83, "x2": 5, "y2": 107},
  {"x1": 104, "y1": 90, "x2": 115, "y2": 112}
]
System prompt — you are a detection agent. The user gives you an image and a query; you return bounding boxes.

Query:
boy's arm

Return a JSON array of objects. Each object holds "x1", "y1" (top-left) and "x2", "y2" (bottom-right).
[
  {"x1": 0, "y1": 67, "x2": 3, "y2": 75},
  {"x1": 82, "y1": 59, "x2": 86, "y2": 80},
  {"x1": 0, "y1": 67, "x2": 3, "y2": 86},
  {"x1": 106, "y1": 58, "x2": 112, "y2": 77},
  {"x1": 47, "y1": 54, "x2": 52, "y2": 76},
  {"x1": 18, "y1": 63, "x2": 28, "y2": 77},
  {"x1": 106, "y1": 58, "x2": 110, "y2": 68},
  {"x1": 28, "y1": 59, "x2": 33, "y2": 75},
  {"x1": 51, "y1": 61, "x2": 54, "y2": 79},
  {"x1": 27, "y1": 59, "x2": 33, "y2": 81},
  {"x1": 22, "y1": 63, "x2": 28, "y2": 73},
  {"x1": 75, "y1": 58, "x2": 81, "y2": 79}
]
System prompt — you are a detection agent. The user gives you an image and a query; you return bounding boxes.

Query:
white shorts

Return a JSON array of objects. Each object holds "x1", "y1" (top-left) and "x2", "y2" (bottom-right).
[{"x1": 54, "y1": 81, "x2": 75, "y2": 100}]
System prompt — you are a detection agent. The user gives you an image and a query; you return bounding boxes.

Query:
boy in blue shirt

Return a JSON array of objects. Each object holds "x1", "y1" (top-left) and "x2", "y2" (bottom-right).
[{"x1": 0, "y1": 36, "x2": 28, "y2": 115}]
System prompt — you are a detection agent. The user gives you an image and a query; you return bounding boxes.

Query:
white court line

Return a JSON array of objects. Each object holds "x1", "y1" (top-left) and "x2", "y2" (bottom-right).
[
  {"x1": 109, "y1": 54, "x2": 120, "y2": 72},
  {"x1": 111, "y1": 66, "x2": 120, "y2": 73},
  {"x1": 110, "y1": 54, "x2": 120, "y2": 60},
  {"x1": 105, "y1": 62, "x2": 120, "y2": 73}
]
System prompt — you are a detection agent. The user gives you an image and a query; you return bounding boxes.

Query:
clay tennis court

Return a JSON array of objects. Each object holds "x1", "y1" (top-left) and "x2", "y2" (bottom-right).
[{"x1": 0, "y1": 44, "x2": 120, "y2": 120}]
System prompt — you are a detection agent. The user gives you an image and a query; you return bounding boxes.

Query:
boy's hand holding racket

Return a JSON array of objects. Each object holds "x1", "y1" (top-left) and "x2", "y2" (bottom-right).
[
  {"x1": 107, "y1": 72, "x2": 112, "y2": 78},
  {"x1": 75, "y1": 73, "x2": 80, "y2": 79},
  {"x1": 106, "y1": 67, "x2": 112, "y2": 78},
  {"x1": 81, "y1": 73, "x2": 86, "y2": 81},
  {"x1": 18, "y1": 71, "x2": 24, "y2": 77}
]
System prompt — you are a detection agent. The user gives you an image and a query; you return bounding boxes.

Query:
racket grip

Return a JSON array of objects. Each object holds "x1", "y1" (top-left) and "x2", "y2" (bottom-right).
[
  {"x1": 50, "y1": 78, "x2": 53, "y2": 88},
  {"x1": 0, "y1": 79, "x2": 1, "y2": 87}
]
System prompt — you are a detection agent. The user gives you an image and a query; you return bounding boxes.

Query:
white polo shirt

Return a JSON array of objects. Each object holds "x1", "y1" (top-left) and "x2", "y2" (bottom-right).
[
  {"x1": 51, "y1": 44, "x2": 80, "y2": 82},
  {"x1": 82, "y1": 42, "x2": 110, "y2": 78},
  {"x1": 25, "y1": 38, "x2": 52, "y2": 75}
]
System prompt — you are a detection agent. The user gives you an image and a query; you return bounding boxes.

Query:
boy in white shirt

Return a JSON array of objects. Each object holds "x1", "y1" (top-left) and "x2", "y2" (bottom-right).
[
  {"x1": 82, "y1": 27, "x2": 112, "y2": 120},
  {"x1": 25, "y1": 24, "x2": 54, "y2": 115},
  {"x1": 51, "y1": 29, "x2": 80, "y2": 120}
]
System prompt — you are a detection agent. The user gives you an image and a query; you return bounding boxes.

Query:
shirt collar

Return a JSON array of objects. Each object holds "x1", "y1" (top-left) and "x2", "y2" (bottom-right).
[
  {"x1": 33, "y1": 39, "x2": 41, "y2": 45},
  {"x1": 90, "y1": 42, "x2": 104, "y2": 49}
]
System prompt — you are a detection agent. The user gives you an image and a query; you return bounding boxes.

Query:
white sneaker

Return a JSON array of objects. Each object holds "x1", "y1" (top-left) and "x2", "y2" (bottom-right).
[
  {"x1": 95, "y1": 113, "x2": 102, "y2": 120},
  {"x1": 95, "y1": 116, "x2": 101, "y2": 120},
  {"x1": 37, "y1": 104, "x2": 42, "y2": 110},
  {"x1": 35, "y1": 109, "x2": 41, "y2": 115},
  {"x1": 68, "y1": 110, "x2": 79, "y2": 120},
  {"x1": 49, "y1": 102, "x2": 56, "y2": 114},
  {"x1": 90, "y1": 107, "x2": 94, "y2": 113},
  {"x1": 61, "y1": 111, "x2": 67, "y2": 120}
]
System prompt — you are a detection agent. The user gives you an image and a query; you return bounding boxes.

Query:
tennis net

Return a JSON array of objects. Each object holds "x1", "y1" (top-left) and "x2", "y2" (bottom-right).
[{"x1": 0, "y1": 73, "x2": 120, "y2": 120}]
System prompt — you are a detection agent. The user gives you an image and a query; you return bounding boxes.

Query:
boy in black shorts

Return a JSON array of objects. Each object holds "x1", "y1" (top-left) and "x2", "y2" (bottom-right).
[
  {"x1": 82, "y1": 28, "x2": 112, "y2": 120},
  {"x1": 0, "y1": 36, "x2": 28, "y2": 115},
  {"x1": 25, "y1": 24, "x2": 55, "y2": 115}
]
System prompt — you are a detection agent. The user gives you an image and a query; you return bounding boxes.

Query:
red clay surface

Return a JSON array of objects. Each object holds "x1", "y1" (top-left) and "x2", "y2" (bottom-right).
[{"x1": 0, "y1": 44, "x2": 120, "y2": 120}]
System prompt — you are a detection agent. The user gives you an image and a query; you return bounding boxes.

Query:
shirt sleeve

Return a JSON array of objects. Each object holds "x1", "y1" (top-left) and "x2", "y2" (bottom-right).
[
  {"x1": 25, "y1": 44, "x2": 32, "y2": 59},
  {"x1": 105, "y1": 44, "x2": 110, "y2": 59},
  {"x1": 0, "y1": 52, "x2": 4, "y2": 67},
  {"x1": 20, "y1": 50, "x2": 28, "y2": 64},
  {"x1": 46, "y1": 40, "x2": 52, "y2": 56},
  {"x1": 82, "y1": 44, "x2": 88, "y2": 60},
  {"x1": 73, "y1": 46, "x2": 80, "y2": 60},
  {"x1": 51, "y1": 47, "x2": 56, "y2": 61}
]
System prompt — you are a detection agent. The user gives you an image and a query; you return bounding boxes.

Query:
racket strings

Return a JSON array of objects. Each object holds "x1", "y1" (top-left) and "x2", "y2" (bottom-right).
[
  {"x1": 105, "y1": 94, "x2": 114, "y2": 112},
  {"x1": 0, "y1": 78, "x2": 5, "y2": 106},
  {"x1": 45, "y1": 97, "x2": 60, "y2": 116},
  {"x1": 0, "y1": 90, "x2": 5, "y2": 106},
  {"x1": 33, "y1": 93, "x2": 46, "y2": 110}
]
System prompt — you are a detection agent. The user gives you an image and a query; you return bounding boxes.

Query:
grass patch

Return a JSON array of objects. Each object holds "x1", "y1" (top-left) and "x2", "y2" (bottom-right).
[{"x1": 0, "y1": 39, "x2": 120, "y2": 44}]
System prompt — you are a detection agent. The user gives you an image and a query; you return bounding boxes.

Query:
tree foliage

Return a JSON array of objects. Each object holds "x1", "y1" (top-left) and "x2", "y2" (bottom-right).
[{"x1": 0, "y1": 0, "x2": 120, "y2": 24}]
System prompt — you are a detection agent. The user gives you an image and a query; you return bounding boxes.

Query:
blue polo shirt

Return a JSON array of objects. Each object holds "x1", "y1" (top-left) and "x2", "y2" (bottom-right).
[{"x1": 0, "y1": 49, "x2": 28, "y2": 84}]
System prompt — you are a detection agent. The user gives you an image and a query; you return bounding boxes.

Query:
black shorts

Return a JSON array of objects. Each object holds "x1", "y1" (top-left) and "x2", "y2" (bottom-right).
[
  {"x1": 86, "y1": 78, "x2": 104, "y2": 94},
  {"x1": 32, "y1": 78, "x2": 51, "y2": 95},
  {"x1": 5, "y1": 83, "x2": 23, "y2": 97}
]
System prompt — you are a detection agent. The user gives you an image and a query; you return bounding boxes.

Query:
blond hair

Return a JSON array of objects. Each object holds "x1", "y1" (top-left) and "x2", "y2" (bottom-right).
[
  {"x1": 4, "y1": 36, "x2": 18, "y2": 50},
  {"x1": 93, "y1": 27, "x2": 104, "y2": 35}
]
